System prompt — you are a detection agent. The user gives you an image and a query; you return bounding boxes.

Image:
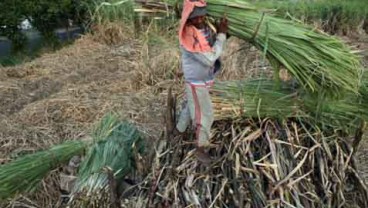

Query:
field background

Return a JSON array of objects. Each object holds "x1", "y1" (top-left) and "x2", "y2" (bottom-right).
[{"x1": 0, "y1": 0, "x2": 367, "y2": 207}]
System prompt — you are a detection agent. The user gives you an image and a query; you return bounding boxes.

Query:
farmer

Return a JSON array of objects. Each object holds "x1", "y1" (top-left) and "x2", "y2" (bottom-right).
[{"x1": 175, "y1": 0, "x2": 228, "y2": 163}]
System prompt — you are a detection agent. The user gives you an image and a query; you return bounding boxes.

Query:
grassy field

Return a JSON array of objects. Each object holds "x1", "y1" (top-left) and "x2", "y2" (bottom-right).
[{"x1": 252, "y1": 0, "x2": 368, "y2": 34}]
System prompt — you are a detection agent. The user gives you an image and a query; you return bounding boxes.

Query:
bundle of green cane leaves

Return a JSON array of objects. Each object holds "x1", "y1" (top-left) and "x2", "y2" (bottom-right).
[
  {"x1": 0, "y1": 114, "x2": 145, "y2": 202},
  {"x1": 135, "y1": 0, "x2": 362, "y2": 96},
  {"x1": 212, "y1": 79, "x2": 368, "y2": 133},
  {"x1": 68, "y1": 115, "x2": 145, "y2": 207},
  {"x1": 212, "y1": 79, "x2": 303, "y2": 120},
  {"x1": 0, "y1": 141, "x2": 86, "y2": 200},
  {"x1": 73, "y1": 116, "x2": 145, "y2": 195}
]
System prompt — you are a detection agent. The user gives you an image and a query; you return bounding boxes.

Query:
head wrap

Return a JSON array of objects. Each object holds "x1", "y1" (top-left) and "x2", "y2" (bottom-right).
[
  {"x1": 179, "y1": 0, "x2": 212, "y2": 53},
  {"x1": 188, "y1": 6, "x2": 207, "y2": 19}
]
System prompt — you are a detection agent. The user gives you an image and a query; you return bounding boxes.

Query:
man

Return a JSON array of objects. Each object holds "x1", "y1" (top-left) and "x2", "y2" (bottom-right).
[{"x1": 175, "y1": 0, "x2": 228, "y2": 163}]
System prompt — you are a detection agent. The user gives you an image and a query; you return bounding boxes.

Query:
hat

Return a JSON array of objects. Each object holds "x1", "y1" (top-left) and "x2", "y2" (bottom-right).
[{"x1": 188, "y1": 6, "x2": 207, "y2": 19}]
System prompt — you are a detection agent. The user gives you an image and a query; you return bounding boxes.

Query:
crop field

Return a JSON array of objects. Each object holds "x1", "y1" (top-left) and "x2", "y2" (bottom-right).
[{"x1": 0, "y1": 0, "x2": 368, "y2": 207}]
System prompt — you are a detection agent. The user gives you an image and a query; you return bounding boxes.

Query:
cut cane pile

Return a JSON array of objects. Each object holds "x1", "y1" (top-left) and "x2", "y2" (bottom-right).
[{"x1": 120, "y1": 119, "x2": 368, "y2": 208}]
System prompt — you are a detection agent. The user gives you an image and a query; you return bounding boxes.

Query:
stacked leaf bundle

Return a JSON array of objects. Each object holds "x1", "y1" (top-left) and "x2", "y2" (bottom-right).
[
  {"x1": 211, "y1": 79, "x2": 303, "y2": 120},
  {"x1": 122, "y1": 119, "x2": 368, "y2": 208},
  {"x1": 0, "y1": 141, "x2": 86, "y2": 200},
  {"x1": 212, "y1": 79, "x2": 368, "y2": 133},
  {"x1": 135, "y1": 0, "x2": 363, "y2": 96},
  {"x1": 70, "y1": 115, "x2": 145, "y2": 207}
]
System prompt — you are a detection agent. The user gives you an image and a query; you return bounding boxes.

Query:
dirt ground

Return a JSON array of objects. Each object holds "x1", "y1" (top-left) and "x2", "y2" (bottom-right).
[
  {"x1": 0, "y1": 27, "x2": 367, "y2": 206},
  {"x1": 0, "y1": 35, "x2": 164, "y2": 161}
]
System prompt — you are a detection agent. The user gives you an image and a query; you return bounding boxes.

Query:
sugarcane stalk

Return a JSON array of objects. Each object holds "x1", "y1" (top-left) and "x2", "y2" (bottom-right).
[{"x1": 352, "y1": 120, "x2": 366, "y2": 156}]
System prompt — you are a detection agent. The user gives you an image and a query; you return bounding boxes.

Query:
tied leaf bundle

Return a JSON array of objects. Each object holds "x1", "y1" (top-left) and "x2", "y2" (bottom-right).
[
  {"x1": 207, "y1": 0, "x2": 362, "y2": 95},
  {"x1": 74, "y1": 115, "x2": 145, "y2": 195},
  {"x1": 0, "y1": 141, "x2": 86, "y2": 200},
  {"x1": 212, "y1": 79, "x2": 303, "y2": 120},
  {"x1": 212, "y1": 79, "x2": 368, "y2": 133}
]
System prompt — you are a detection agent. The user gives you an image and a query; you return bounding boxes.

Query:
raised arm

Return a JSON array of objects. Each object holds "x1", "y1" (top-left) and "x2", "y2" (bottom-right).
[{"x1": 190, "y1": 33, "x2": 227, "y2": 67}]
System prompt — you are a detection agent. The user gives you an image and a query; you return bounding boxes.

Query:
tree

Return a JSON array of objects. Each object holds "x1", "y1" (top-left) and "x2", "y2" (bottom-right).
[{"x1": 0, "y1": 0, "x2": 90, "y2": 50}]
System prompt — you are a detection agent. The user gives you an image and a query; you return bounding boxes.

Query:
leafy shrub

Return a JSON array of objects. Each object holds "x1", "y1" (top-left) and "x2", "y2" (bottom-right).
[{"x1": 0, "y1": 0, "x2": 90, "y2": 50}]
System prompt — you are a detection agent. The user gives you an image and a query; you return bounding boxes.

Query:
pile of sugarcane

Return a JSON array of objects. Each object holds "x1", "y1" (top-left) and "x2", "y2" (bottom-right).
[
  {"x1": 117, "y1": 78, "x2": 368, "y2": 207},
  {"x1": 117, "y1": 76, "x2": 368, "y2": 207},
  {"x1": 121, "y1": 119, "x2": 368, "y2": 207}
]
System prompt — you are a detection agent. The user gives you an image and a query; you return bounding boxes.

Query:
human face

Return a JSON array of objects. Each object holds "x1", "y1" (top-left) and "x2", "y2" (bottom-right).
[{"x1": 189, "y1": 15, "x2": 206, "y2": 29}]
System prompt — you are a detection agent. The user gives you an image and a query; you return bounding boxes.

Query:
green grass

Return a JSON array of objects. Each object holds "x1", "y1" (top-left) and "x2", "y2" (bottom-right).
[
  {"x1": 0, "y1": 51, "x2": 43, "y2": 67},
  {"x1": 0, "y1": 40, "x2": 76, "y2": 67},
  {"x1": 0, "y1": 56, "x2": 24, "y2": 67},
  {"x1": 251, "y1": 0, "x2": 368, "y2": 33},
  {"x1": 88, "y1": 0, "x2": 136, "y2": 24}
]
